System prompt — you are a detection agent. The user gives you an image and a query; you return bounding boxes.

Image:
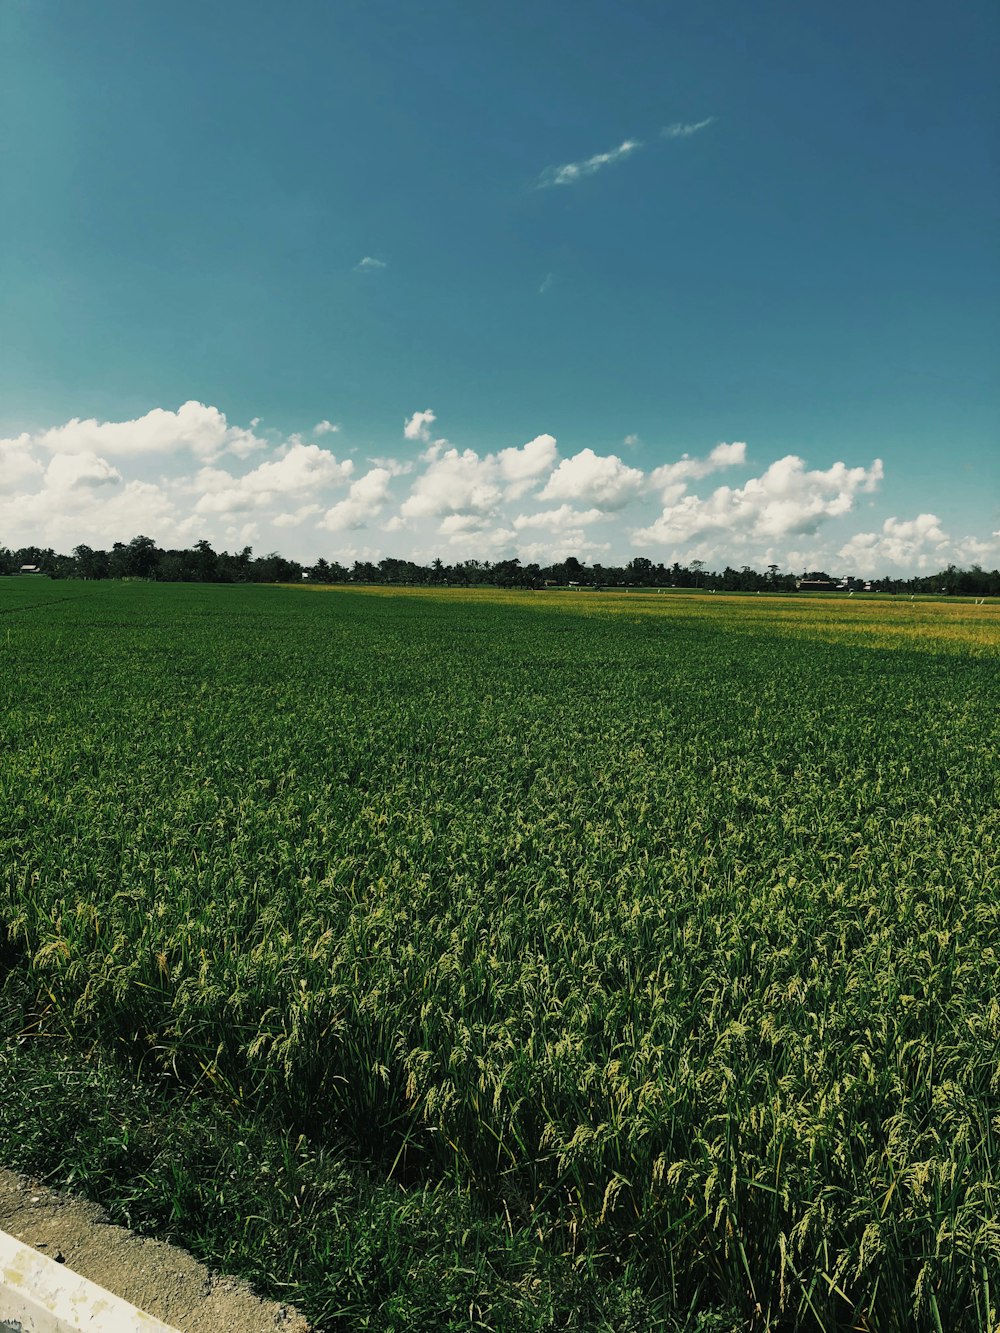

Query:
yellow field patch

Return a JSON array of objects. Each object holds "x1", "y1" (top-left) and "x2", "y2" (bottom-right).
[{"x1": 291, "y1": 583, "x2": 1000, "y2": 655}]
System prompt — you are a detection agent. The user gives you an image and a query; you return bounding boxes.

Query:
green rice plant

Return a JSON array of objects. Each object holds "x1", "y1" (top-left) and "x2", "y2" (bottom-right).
[{"x1": 0, "y1": 580, "x2": 997, "y2": 1329}]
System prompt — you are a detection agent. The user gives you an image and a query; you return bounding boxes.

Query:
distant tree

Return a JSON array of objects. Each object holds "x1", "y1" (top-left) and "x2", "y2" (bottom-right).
[
  {"x1": 47, "y1": 552, "x2": 78, "y2": 579},
  {"x1": 121, "y1": 535, "x2": 159, "y2": 579},
  {"x1": 307, "y1": 558, "x2": 332, "y2": 583},
  {"x1": 194, "y1": 539, "x2": 219, "y2": 582},
  {"x1": 4, "y1": 532, "x2": 995, "y2": 599},
  {"x1": 379, "y1": 556, "x2": 423, "y2": 584},
  {"x1": 107, "y1": 542, "x2": 128, "y2": 579},
  {"x1": 14, "y1": 546, "x2": 53, "y2": 572},
  {"x1": 489, "y1": 558, "x2": 520, "y2": 587},
  {"x1": 253, "y1": 552, "x2": 300, "y2": 582},
  {"x1": 626, "y1": 556, "x2": 653, "y2": 585},
  {"x1": 73, "y1": 544, "x2": 110, "y2": 579},
  {"x1": 217, "y1": 546, "x2": 253, "y2": 582},
  {"x1": 155, "y1": 552, "x2": 189, "y2": 582}
]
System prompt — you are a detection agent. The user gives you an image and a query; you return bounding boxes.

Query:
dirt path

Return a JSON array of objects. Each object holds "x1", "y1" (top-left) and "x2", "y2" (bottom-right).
[{"x1": 0, "y1": 1169, "x2": 310, "y2": 1332}]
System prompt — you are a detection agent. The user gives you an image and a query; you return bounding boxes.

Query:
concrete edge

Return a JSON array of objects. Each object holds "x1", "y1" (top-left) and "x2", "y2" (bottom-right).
[{"x1": 0, "y1": 1228, "x2": 179, "y2": 1333}]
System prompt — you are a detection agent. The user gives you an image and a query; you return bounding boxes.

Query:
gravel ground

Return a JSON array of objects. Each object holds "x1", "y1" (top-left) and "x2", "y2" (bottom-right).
[{"x1": 0, "y1": 1169, "x2": 310, "y2": 1332}]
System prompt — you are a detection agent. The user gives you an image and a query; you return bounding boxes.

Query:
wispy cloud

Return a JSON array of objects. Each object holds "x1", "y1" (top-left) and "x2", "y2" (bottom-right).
[
  {"x1": 661, "y1": 117, "x2": 715, "y2": 139},
  {"x1": 539, "y1": 272, "x2": 555, "y2": 295},
  {"x1": 538, "y1": 139, "x2": 641, "y2": 188},
  {"x1": 355, "y1": 256, "x2": 387, "y2": 271}
]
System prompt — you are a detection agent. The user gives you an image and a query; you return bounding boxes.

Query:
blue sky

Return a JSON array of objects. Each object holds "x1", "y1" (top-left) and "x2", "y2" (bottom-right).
[{"x1": 2, "y1": 0, "x2": 997, "y2": 573}]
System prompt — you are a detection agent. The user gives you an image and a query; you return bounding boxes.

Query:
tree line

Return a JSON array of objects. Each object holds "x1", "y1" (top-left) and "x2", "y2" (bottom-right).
[{"x1": 2, "y1": 534, "x2": 998, "y2": 596}]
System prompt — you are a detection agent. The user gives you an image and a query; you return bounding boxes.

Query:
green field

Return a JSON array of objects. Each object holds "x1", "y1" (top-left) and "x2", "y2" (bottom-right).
[{"x1": 1, "y1": 580, "x2": 998, "y2": 1331}]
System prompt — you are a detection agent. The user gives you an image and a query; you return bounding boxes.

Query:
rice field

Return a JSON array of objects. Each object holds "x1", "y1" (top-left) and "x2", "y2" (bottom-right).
[{"x1": 1, "y1": 579, "x2": 998, "y2": 1330}]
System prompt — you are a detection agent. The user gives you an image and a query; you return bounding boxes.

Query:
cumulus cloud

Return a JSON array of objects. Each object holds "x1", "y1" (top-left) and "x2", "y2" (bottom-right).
[
  {"x1": 440, "y1": 522, "x2": 521, "y2": 554},
  {"x1": 0, "y1": 403, "x2": 363, "y2": 554},
  {"x1": 45, "y1": 451, "x2": 122, "y2": 491},
  {"x1": 313, "y1": 420, "x2": 339, "y2": 436},
  {"x1": 0, "y1": 473, "x2": 185, "y2": 550},
  {"x1": 273, "y1": 504, "x2": 323, "y2": 529},
  {"x1": 539, "y1": 139, "x2": 641, "y2": 188},
  {"x1": 838, "y1": 513, "x2": 950, "y2": 574},
  {"x1": 356, "y1": 256, "x2": 387, "y2": 270},
  {"x1": 496, "y1": 433, "x2": 558, "y2": 498},
  {"x1": 507, "y1": 534, "x2": 612, "y2": 564},
  {"x1": 439, "y1": 513, "x2": 494, "y2": 537},
  {"x1": 195, "y1": 444, "x2": 354, "y2": 516},
  {"x1": 33, "y1": 401, "x2": 266, "y2": 462},
  {"x1": 661, "y1": 117, "x2": 715, "y2": 139},
  {"x1": 319, "y1": 467, "x2": 393, "y2": 532},
  {"x1": 5, "y1": 400, "x2": 992, "y2": 577},
  {"x1": 0, "y1": 436, "x2": 45, "y2": 490},
  {"x1": 404, "y1": 409, "x2": 437, "y2": 442},
  {"x1": 401, "y1": 446, "x2": 502, "y2": 520},
  {"x1": 650, "y1": 441, "x2": 746, "y2": 500},
  {"x1": 953, "y1": 533, "x2": 1000, "y2": 565},
  {"x1": 634, "y1": 456, "x2": 884, "y2": 546},
  {"x1": 401, "y1": 433, "x2": 559, "y2": 522},
  {"x1": 513, "y1": 505, "x2": 604, "y2": 531},
  {"x1": 539, "y1": 448, "x2": 644, "y2": 509}
]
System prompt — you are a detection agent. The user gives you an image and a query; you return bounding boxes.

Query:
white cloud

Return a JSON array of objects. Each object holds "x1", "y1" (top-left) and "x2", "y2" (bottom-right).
[
  {"x1": 506, "y1": 535, "x2": 612, "y2": 564},
  {"x1": 313, "y1": 420, "x2": 340, "y2": 436},
  {"x1": 0, "y1": 474, "x2": 183, "y2": 549},
  {"x1": 367, "y1": 456, "x2": 413, "y2": 476},
  {"x1": 623, "y1": 434, "x2": 641, "y2": 449},
  {"x1": 661, "y1": 117, "x2": 715, "y2": 139},
  {"x1": 4, "y1": 400, "x2": 992, "y2": 578},
  {"x1": 0, "y1": 435, "x2": 45, "y2": 490},
  {"x1": 318, "y1": 467, "x2": 393, "y2": 532},
  {"x1": 33, "y1": 401, "x2": 266, "y2": 462},
  {"x1": 650, "y1": 441, "x2": 746, "y2": 499},
  {"x1": 539, "y1": 139, "x2": 641, "y2": 188},
  {"x1": 496, "y1": 433, "x2": 558, "y2": 498},
  {"x1": 401, "y1": 445, "x2": 502, "y2": 520},
  {"x1": 273, "y1": 504, "x2": 323, "y2": 529},
  {"x1": 539, "y1": 273, "x2": 555, "y2": 295},
  {"x1": 404, "y1": 409, "x2": 437, "y2": 442},
  {"x1": 195, "y1": 444, "x2": 353, "y2": 516},
  {"x1": 838, "y1": 513, "x2": 950, "y2": 573},
  {"x1": 513, "y1": 505, "x2": 604, "y2": 532},
  {"x1": 954, "y1": 534, "x2": 1000, "y2": 565},
  {"x1": 539, "y1": 448, "x2": 644, "y2": 509},
  {"x1": 441, "y1": 523, "x2": 521, "y2": 554},
  {"x1": 45, "y1": 451, "x2": 122, "y2": 492},
  {"x1": 356, "y1": 256, "x2": 387, "y2": 271},
  {"x1": 400, "y1": 432, "x2": 559, "y2": 521},
  {"x1": 439, "y1": 513, "x2": 493, "y2": 537},
  {"x1": 634, "y1": 455, "x2": 883, "y2": 546}
]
